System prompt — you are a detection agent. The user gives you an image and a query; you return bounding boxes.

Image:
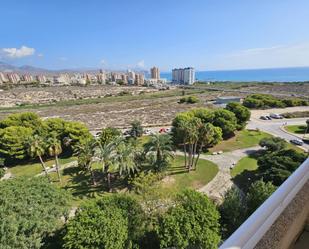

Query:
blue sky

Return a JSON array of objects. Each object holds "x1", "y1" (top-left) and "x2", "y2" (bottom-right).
[{"x1": 1, "y1": 0, "x2": 309, "y2": 71}]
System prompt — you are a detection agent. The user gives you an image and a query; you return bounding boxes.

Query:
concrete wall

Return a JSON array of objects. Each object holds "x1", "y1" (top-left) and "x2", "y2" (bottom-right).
[{"x1": 254, "y1": 181, "x2": 309, "y2": 249}]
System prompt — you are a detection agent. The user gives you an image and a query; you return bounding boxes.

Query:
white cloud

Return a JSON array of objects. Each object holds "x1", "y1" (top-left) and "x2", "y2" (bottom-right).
[
  {"x1": 59, "y1": 57, "x2": 68, "y2": 61},
  {"x1": 208, "y1": 42, "x2": 309, "y2": 70},
  {"x1": 37, "y1": 53, "x2": 44, "y2": 57},
  {"x1": 136, "y1": 60, "x2": 145, "y2": 68},
  {"x1": 1, "y1": 46, "x2": 35, "y2": 59}
]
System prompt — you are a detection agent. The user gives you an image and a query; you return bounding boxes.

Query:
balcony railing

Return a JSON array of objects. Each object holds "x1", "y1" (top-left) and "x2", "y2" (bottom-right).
[{"x1": 219, "y1": 157, "x2": 309, "y2": 249}]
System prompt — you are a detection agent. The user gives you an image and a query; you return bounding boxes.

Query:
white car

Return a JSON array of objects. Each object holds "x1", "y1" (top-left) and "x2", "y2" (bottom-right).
[
  {"x1": 290, "y1": 139, "x2": 304, "y2": 146},
  {"x1": 143, "y1": 129, "x2": 151, "y2": 135}
]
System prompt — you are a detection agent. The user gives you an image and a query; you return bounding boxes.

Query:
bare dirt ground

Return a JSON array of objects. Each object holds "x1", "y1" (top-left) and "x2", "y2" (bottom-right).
[
  {"x1": 1, "y1": 84, "x2": 308, "y2": 131},
  {"x1": 0, "y1": 87, "x2": 219, "y2": 130},
  {"x1": 0, "y1": 85, "x2": 157, "y2": 107},
  {"x1": 200, "y1": 83, "x2": 309, "y2": 98}
]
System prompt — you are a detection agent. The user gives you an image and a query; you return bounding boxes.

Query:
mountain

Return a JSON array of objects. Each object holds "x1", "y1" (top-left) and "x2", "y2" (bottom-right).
[
  {"x1": 0, "y1": 61, "x2": 98, "y2": 75},
  {"x1": 0, "y1": 61, "x2": 18, "y2": 72}
]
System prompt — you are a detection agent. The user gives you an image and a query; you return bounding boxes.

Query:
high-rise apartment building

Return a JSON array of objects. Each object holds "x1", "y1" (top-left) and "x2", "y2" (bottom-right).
[
  {"x1": 0, "y1": 72, "x2": 8, "y2": 83},
  {"x1": 150, "y1": 66, "x2": 160, "y2": 79},
  {"x1": 172, "y1": 67, "x2": 195, "y2": 85},
  {"x1": 135, "y1": 73, "x2": 144, "y2": 85},
  {"x1": 36, "y1": 75, "x2": 47, "y2": 83},
  {"x1": 21, "y1": 74, "x2": 34, "y2": 83},
  {"x1": 7, "y1": 73, "x2": 20, "y2": 84},
  {"x1": 97, "y1": 72, "x2": 106, "y2": 84}
]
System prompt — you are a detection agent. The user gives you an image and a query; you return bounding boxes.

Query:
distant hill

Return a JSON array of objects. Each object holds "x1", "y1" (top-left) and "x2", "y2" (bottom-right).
[
  {"x1": 0, "y1": 62, "x2": 102, "y2": 75},
  {"x1": 0, "y1": 62, "x2": 146, "y2": 75},
  {"x1": 0, "y1": 61, "x2": 52, "y2": 74}
]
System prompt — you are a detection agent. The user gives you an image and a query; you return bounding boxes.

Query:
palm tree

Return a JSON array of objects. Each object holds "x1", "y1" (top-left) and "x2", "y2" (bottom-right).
[
  {"x1": 185, "y1": 118, "x2": 200, "y2": 171},
  {"x1": 144, "y1": 134, "x2": 174, "y2": 171},
  {"x1": 47, "y1": 133, "x2": 63, "y2": 183},
  {"x1": 96, "y1": 137, "x2": 121, "y2": 191},
  {"x1": 75, "y1": 139, "x2": 97, "y2": 186},
  {"x1": 26, "y1": 135, "x2": 50, "y2": 181},
  {"x1": 114, "y1": 142, "x2": 138, "y2": 176}
]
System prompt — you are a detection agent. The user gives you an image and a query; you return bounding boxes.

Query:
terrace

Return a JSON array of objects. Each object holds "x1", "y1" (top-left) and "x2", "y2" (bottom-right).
[{"x1": 220, "y1": 157, "x2": 309, "y2": 249}]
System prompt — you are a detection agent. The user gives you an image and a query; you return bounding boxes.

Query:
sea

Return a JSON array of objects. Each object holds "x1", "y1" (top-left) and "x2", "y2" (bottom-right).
[{"x1": 160, "y1": 67, "x2": 309, "y2": 82}]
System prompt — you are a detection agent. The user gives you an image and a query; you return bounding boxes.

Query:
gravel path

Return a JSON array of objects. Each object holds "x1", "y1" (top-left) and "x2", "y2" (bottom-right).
[
  {"x1": 197, "y1": 146, "x2": 260, "y2": 201},
  {"x1": 36, "y1": 160, "x2": 78, "y2": 176},
  {"x1": 0, "y1": 172, "x2": 12, "y2": 181},
  {"x1": 175, "y1": 146, "x2": 260, "y2": 202}
]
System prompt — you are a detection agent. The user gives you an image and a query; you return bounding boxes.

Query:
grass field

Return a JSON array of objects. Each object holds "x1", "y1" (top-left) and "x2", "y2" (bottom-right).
[
  {"x1": 7, "y1": 153, "x2": 218, "y2": 205},
  {"x1": 8, "y1": 157, "x2": 77, "y2": 177},
  {"x1": 230, "y1": 156, "x2": 258, "y2": 177},
  {"x1": 163, "y1": 155, "x2": 218, "y2": 192},
  {"x1": 284, "y1": 125, "x2": 307, "y2": 134},
  {"x1": 207, "y1": 129, "x2": 272, "y2": 153}
]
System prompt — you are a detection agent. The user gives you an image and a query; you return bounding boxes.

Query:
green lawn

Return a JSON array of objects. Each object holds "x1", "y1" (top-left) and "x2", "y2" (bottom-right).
[
  {"x1": 8, "y1": 157, "x2": 77, "y2": 177},
  {"x1": 7, "y1": 153, "x2": 218, "y2": 205},
  {"x1": 284, "y1": 125, "x2": 307, "y2": 134},
  {"x1": 230, "y1": 156, "x2": 258, "y2": 177},
  {"x1": 207, "y1": 129, "x2": 272, "y2": 153},
  {"x1": 163, "y1": 155, "x2": 218, "y2": 192}
]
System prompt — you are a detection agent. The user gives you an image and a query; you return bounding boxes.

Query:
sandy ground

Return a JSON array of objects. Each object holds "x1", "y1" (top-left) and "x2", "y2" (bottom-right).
[{"x1": 250, "y1": 106, "x2": 309, "y2": 119}]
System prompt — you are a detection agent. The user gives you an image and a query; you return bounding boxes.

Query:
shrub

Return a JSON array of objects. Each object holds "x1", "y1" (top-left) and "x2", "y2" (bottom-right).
[
  {"x1": 0, "y1": 167, "x2": 5, "y2": 178},
  {"x1": 243, "y1": 94, "x2": 308, "y2": 109},
  {"x1": 178, "y1": 96, "x2": 199, "y2": 104}
]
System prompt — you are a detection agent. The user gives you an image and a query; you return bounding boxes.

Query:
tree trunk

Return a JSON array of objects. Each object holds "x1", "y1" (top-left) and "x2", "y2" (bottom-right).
[
  {"x1": 193, "y1": 144, "x2": 203, "y2": 171},
  {"x1": 55, "y1": 154, "x2": 62, "y2": 183},
  {"x1": 183, "y1": 143, "x2": 187, "y2": 168},
  {"x1": 188, "y1": 143, "x2": 193, "y2": 172},
  {"x1": 107, "y1": 172, "x2": 111, "y2": 192},
  {"x1": 192, "y1": 141, "x2": 198, "y2": 169},
  {"x1": 89, "y1": 163, "x2": 97, "y2": 186},
  {"x1": 38, "y1": 155, "x2": 50, "y2": 182}
]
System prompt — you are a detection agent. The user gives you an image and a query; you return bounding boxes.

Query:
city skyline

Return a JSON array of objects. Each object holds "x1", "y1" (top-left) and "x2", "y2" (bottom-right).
[{"x1": 1, "y1": 0, "x2": 309, "y2": 71}]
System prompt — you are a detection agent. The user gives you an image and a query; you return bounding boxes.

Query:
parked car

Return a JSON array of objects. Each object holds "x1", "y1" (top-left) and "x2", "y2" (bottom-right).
[
  {"x1": 159, "y1": 128, "x2": 167, "y2": 133},
  {"x1": 260, "y1": 116, "x2": 267, "y2": 120},
  {"x1": 270, "y1": 113, "x2": 283, "y2": 119},
  {"x1": 265, "y1": 116, "x2": 272, "y2": 120},
  {"x1": 290, "y1": 139, "x2": 304, "y2": 146},
  {"x1": 143, "y1": 129, "x2": 151, "y2": 135},
  {"x1": 123, "y1": 130, "x2": 130, "y2": 136}
]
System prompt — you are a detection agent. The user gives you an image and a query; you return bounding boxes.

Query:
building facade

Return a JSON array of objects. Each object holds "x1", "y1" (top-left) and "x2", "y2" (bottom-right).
[
  {"x1": 172, "y1": 67, "x2": 195, "y2": 85},
  {"x1": 150, "y1": 66, "x2": 160, "y2": 79}
]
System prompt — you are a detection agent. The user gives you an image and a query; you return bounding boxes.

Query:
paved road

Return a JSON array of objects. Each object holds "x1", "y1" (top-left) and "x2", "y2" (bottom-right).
[{"x1": 247, "y1": 117, "x2": 309, "y2": 151}]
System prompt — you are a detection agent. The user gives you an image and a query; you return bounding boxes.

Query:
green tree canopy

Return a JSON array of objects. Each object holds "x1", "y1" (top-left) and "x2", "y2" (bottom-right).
[
  {"x1": 64, "y1": 121, "x2": 92, "y2": 148},
  {"x1": 44, "y1": 118, "x2": 67, "y2": 140},
  {"x1": 257, "y1": 149, "x2": 306, "y2": 186},
  {"x1": 0, "y1": 112, "x2": 43, "y2": 132},
  {"x1": 0, "y1": 177, "x2": 70, "y2": 249},
  {"x1": 157, "y1": 189, "x2": 221, "y2": 249},
  {"x1": 210, "y1": 109, "x2": 238, "y2": 138},
  {"x1": 246, "y1": 179, "x2": 277, "y2": 215},
  {"x1": 99, "y1": 127, "x2": 122, "y2": 146},
  {"x1": 63, "y1": 195, "x2": 146, "y2": 249},
  {"x1": 0, "y1": 126, "x2": 33, "y2": 159},
  {"x1": 129, "y1": 120, "x2": 143, "y2": 138},
  {"x1": 144, "y1": 134, "x2": 174, "y2": 171},
  {"x1": 226, "y1": 102, "x2": 251, "y2": 129},
  {"x1": 259, "y1": 137, "x2": 287, "y2": 152},
  {"x1": 219, "y1": 187, "x2": 247, "y2": 238}
]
